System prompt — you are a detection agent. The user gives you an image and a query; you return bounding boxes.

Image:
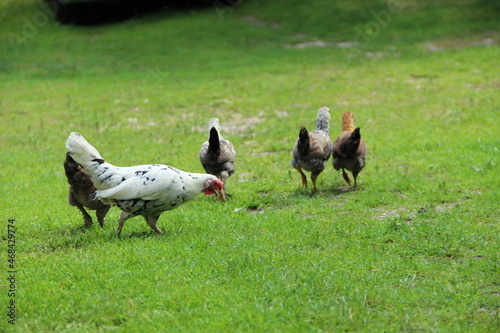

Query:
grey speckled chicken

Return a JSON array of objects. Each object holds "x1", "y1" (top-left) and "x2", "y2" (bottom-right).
[
  {"x1": 65, "y1": 132, "x2": 224, "y2": 236},
  {"x1": 199, "y1": 118, "x2": 236, "y2": 201},
  {"x1": 332, "y1": 111, "x2": 366, "y2": 187},
  {"x1": 291, "y1": 106, "x2": 333, "y2": 192},
  {"x1": 64, "y1": 152, "x2": 111, "y2": 228}
]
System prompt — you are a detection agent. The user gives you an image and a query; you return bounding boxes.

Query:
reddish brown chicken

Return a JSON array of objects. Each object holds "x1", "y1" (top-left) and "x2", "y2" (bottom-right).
[
  {"x1": 332, "y1": 111, "x2": 367, "y2": 187},
  {"x1": 291, "y1": 106, "x2": 333, "y2": 192},
  {"x1": 64, "y1": 152, "x2": 111, "y2": 228}
]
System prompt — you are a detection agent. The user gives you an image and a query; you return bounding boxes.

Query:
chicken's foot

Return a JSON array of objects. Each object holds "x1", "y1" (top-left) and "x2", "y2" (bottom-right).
[{"x1": 342, "y1": 169, "x2": 351, "y2": 186}]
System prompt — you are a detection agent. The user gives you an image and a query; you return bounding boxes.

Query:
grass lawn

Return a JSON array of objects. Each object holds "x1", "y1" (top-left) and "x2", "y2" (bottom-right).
[{"x1": 0, "y1": 0, "x2": 499, "y2": 331}]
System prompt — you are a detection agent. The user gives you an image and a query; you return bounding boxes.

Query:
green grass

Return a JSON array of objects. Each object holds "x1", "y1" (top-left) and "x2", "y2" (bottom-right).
[{"x1": 1, "y1": 0, "x2": 499, "y2": 331}]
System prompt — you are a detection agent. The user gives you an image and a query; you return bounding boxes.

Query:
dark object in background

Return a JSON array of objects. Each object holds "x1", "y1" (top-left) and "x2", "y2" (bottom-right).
[{"x1": 45, "y1": 0, "x2": 219, "y2": 25}]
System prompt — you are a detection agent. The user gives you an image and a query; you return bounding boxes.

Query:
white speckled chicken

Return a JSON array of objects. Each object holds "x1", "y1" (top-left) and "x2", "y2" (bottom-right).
[
  {"x1": 199, "y1": 118, "x2": 236, "y2": 201},
  {"x1": 291, "y1": 106, "x2": 333, "y2": 192},
  {"x1": 65, "y1": 132, "x2": 224, "y2": 236}
]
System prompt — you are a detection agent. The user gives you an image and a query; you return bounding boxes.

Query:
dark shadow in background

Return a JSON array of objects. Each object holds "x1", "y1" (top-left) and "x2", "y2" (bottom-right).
[{"x1": 45, "y1": 0, "x2": 238, "y2": 25}]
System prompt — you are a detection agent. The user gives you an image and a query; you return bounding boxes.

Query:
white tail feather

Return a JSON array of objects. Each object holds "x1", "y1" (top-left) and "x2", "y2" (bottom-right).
[{"x1": 65, "y1": 132, "x2": 103, "y2": 173}]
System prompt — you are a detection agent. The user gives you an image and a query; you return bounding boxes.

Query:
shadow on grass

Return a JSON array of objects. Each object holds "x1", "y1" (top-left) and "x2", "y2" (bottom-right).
[
  {"x1": 28, "y1": 224, "x2": 102, "y2": 253},
  {"x1": 58, "y1": 223, "x2": 102, "y2": 237},
  {"x1": 60, "y1": 214, "x2": 189, "y2": 240},
  {"x1": 291, "y1": 185, "x2": 356, "y2": 197},
  {"x1": 324, "y1": 185, "x2": 355, "y2": 196},
  {"x1": 113, "y1": 224, "x2": 188, "y2": 240},
  {"x1": 116, "y1": 230, "x2": 165, "y2": 240},
  {"x1": 30, "y1": 223, "x2": 176, "y2": 254}
]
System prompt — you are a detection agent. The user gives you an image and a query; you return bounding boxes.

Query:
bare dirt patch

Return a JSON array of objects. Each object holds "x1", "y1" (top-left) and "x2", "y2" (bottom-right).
[{"x1": 421, "y1": 33, "x2": 498, "y2": 52}]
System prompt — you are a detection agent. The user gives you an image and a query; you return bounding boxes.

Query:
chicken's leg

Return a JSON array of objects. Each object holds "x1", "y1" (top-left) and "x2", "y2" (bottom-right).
[
  {"x1": 145, "y1": 215, "x2": 162, "y2": 234},
  {"x1": 116, "y1": 211, "x2": 134, "y2": 236},
  {"x1": 74, "y1": 201, "x2": 93, "y2": 227},
  {"x1": 352, "y1": 170, "x2": 360, "y2": 188},
  {"x1": 311, "y1": 173, "x2": 319, "y2": 193},
  {"x1": 95, "y1": 206, "x2": 111, "y2": 228},
  {"x1": 294, "y1": 165, "x2": 308, "y2": 189},
  {"x1": 342, "y1": 169, "x2": 351, "y2": 186}
]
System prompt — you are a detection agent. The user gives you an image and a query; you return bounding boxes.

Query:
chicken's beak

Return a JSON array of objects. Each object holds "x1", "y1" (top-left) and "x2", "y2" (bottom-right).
[{"x1": 204, "y1": 179, "x2": 224, "y2": 195}]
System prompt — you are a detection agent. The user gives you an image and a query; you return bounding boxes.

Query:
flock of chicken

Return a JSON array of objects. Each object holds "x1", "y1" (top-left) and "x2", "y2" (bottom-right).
[{"x1": 64, "y1": 107, "x2": 366, "y2": 235}]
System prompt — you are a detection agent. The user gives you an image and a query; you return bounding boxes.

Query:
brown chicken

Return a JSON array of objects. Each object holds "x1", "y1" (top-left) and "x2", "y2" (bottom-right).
[
  {"x1": 332, "y1": 111, "x2": 367, "y2": 187},
  {"x1": 290, "y1": 106, "x2": 333, "y2": 192},
  {"x1": 199, "y1": 118, "x2": 236, "y2": 201},
  {"x1": 64, "y1": 152, "x2": 111, "y2": 228}
]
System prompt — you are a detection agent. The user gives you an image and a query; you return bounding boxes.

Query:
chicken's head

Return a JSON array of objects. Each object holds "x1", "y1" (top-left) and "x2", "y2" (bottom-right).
[{"x1": 203, "y1": 177, "x2": 224, "y2": 195}]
